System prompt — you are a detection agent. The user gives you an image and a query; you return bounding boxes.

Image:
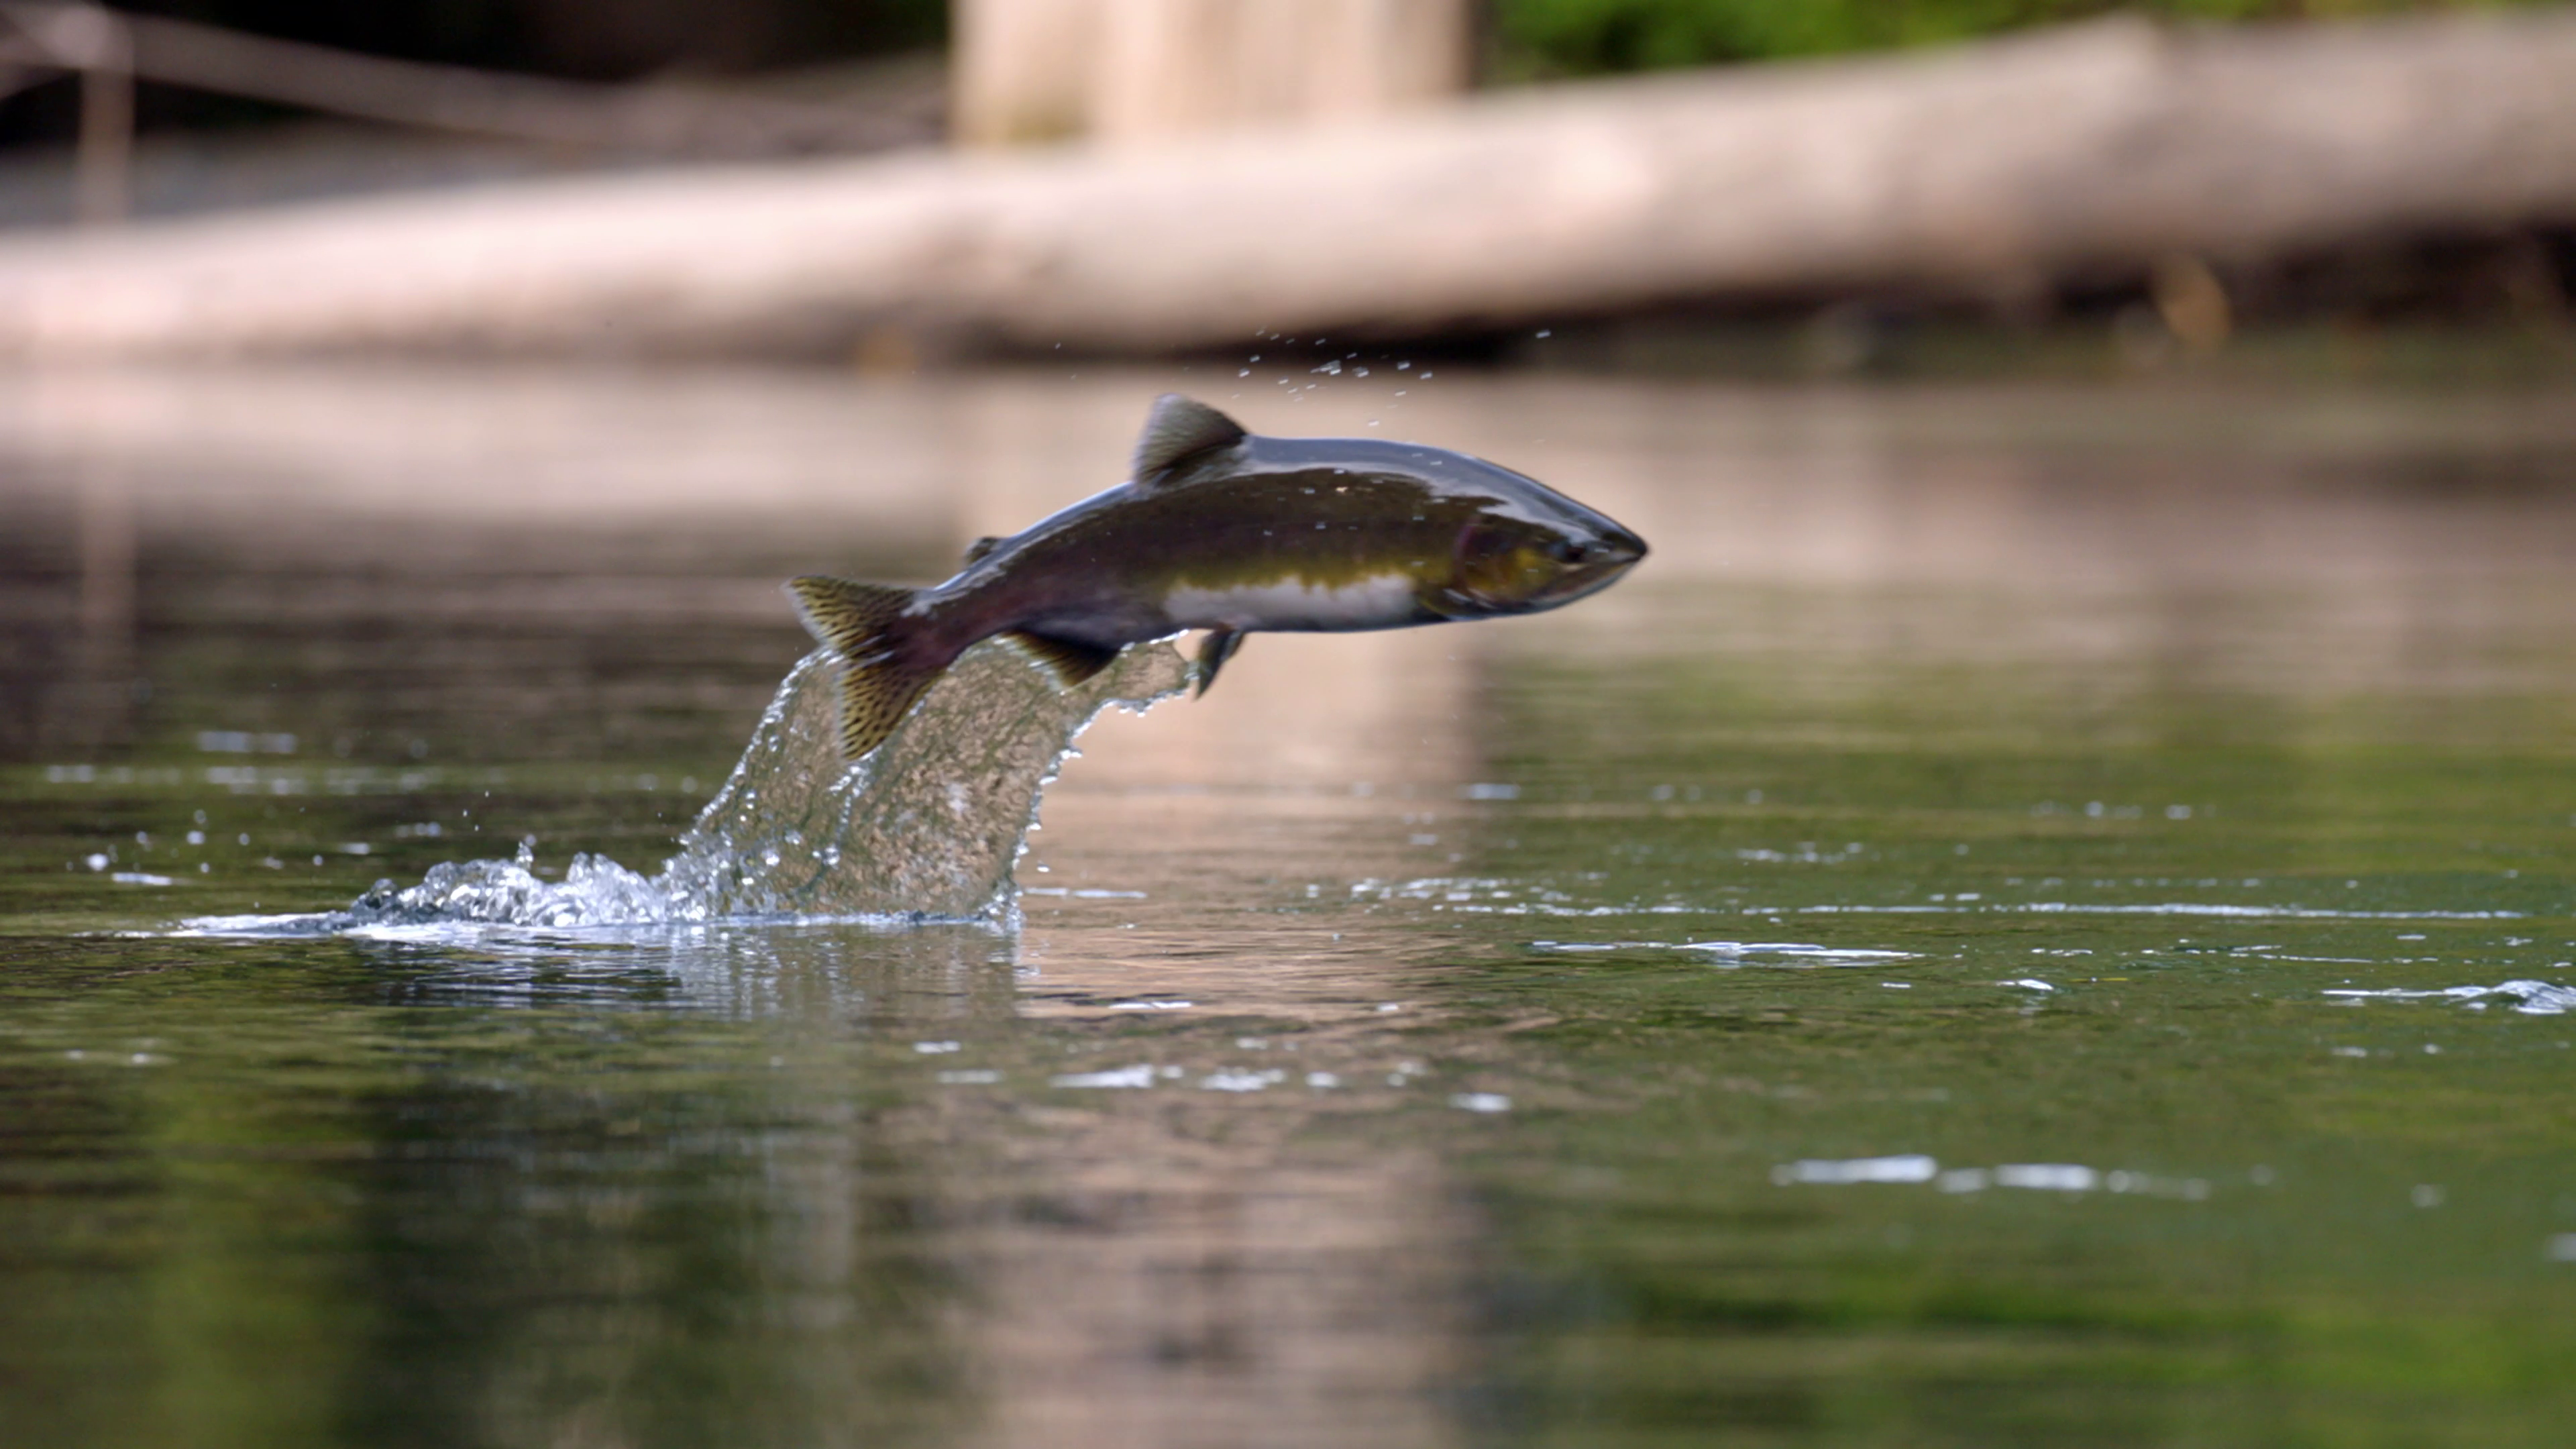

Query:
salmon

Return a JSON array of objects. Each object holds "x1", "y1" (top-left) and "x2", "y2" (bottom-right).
[{"x1": 788, "y1": 394, "x2": 1646, "y2": 760}]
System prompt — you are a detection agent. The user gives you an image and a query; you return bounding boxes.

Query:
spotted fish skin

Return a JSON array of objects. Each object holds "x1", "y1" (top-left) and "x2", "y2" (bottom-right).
[{"x1": 788, "y1": 394, "x2": 1646, "y2": 760}]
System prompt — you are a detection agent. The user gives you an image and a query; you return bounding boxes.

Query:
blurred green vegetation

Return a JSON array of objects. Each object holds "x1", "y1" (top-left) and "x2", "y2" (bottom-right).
[{"x1": 1489, "y1": 0, "x2": 2567, "y2": 75}]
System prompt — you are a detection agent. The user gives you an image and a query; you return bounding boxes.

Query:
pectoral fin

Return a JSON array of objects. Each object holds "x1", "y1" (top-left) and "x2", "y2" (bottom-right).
[
  {"x1": 786, "y1": 576, "x2": 946, "y2": 761},
  {"x1": 1006, "y1": 630, "x2": 1122, "y2": 687},
  {"x1": 1193, "y1": 627, "x2": 1244, "y2": 697}
]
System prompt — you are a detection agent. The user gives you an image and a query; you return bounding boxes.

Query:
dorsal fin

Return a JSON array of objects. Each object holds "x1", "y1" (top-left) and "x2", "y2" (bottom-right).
[
  {"x1": 962, "y1": 535, "x2": 1005, "y2": 566},
  {"x1": 1132, "y1": 394, "x2": 1246, "y2": 484}
]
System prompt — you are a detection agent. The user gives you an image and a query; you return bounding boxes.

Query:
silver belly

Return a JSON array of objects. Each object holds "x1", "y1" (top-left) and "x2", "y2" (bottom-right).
[{"x1": 1162, "y1": 574, "x2": 1421, "y2": 633}]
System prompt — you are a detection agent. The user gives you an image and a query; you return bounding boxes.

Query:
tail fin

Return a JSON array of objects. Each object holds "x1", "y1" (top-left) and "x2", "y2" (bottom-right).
[{"x1": 786, "y1": 576, "x2": 947, "y2": 761}]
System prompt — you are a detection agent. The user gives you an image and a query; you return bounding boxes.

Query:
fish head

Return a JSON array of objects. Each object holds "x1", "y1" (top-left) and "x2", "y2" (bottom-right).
[
  {"x1": 1448, "y1": 510, "x2": 1645, "y2": 613},
  {"x1": 1426, "y1": 457, "x2": 1646, "y2": 616}
]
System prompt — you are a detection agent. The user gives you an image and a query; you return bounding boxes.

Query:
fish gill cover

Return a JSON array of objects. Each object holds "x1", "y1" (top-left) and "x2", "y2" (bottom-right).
[{"x1": 177, "y1": 639, "x2": 1193, "y2": 938}]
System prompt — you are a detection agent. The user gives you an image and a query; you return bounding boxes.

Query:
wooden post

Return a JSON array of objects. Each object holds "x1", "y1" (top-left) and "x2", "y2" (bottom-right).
[
  {"x1": 951, "y1": 0, "x2": 1104, "y2": 146},
  {"x1": 26, "y1": 3, "x2": 135, "y2": 225},
  {"x1": 954, "y1": 0, "x2": 1472, "y2": 147}
]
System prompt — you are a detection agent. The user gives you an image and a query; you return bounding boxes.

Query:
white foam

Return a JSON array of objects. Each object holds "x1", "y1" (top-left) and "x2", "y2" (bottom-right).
[
  {"x1": 1772, "y1": 1155, "x2": 1938, "y2": 1185},
  {"x1": 1528, "y1": 939, "x2": 1913, "y2": 964},
  {"x1": 1051, "y1": 1064, "x2": 1157, "y2": 1089},
  {"x1": 2323, "y1": 980, "x2": 2576, "y2": 1016},
  {"x1": 1995, "y1": 1164, "x2": 2098, "y2": 1191},
  {"x1": 1678, "y1": 941, "x2": 1913, "y2": 961},
  {"x1": 1812, "y1": 902, "x2": 2524, "y2": 921}
]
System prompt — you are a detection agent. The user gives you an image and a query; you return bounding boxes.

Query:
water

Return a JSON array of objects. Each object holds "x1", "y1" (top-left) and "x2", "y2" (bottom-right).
[
  {"x1": 182, "y1": 639, "x2": 1192, "y2": 935},
  {"x1": 3, "y1": 366, "x2": 2573, "y2": 1447}
]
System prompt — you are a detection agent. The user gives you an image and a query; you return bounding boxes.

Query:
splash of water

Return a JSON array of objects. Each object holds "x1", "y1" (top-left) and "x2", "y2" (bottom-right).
[{"x1": 184, "y1": 639, "x2": 1191, "y2": 936}]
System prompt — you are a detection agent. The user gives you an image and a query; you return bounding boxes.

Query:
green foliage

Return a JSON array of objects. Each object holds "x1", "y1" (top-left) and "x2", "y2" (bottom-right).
[{"x1": 1489, "y1": 0, "x2": 2559, "y2": 74}]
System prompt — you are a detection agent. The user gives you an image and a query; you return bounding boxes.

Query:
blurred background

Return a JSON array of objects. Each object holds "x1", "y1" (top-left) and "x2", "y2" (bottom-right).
[
  {"x1": 3, "y1": 0, "x2": 2573, "y2": 765},
  {"x1": 0, "y1": 0, "x2": 2565, "y2": 370},
  {"x1": 4, "y1": 8, "x2": 2576, "y2": 1449}
]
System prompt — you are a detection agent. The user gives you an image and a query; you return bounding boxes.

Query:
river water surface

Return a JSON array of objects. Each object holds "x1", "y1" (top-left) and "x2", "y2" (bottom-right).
[{"x1": 2, "y1": 366, "x2": 2572, "y2": 1448}]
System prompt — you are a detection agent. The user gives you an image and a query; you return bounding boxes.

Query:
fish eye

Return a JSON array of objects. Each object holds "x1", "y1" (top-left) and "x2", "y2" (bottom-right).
[{"x1": 1545, "y1": 538, "x2": 1586, "y2": 565}]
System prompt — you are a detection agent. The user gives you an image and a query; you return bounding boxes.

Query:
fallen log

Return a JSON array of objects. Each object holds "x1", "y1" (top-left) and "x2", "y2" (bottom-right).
[{"x1": 1, "y1": 11, "x2": 2573, "y2": 360}]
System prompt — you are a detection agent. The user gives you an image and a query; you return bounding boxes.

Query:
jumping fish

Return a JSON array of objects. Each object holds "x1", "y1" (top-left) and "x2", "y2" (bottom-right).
[{"x1": 788, "y1": 394, "x2": 1647, "y2": 760}]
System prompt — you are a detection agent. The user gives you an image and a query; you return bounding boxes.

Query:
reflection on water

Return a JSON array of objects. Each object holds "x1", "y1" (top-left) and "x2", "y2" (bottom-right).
[{"x1": 2, "y1": 365, "x2": 2574, "y2": 1447}]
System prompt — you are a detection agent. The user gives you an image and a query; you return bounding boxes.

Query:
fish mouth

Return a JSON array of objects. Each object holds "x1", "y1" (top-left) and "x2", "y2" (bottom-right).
[
  {"x1": 1534, "y1": 561, "x2": 1635, "y2": 606},
  {"x1": 1589, "y1": 532, "x2": 1647, "y2": 569},
  {"x1": 1535, "y1": 529, "x2": 1646, "y2": 604}
]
